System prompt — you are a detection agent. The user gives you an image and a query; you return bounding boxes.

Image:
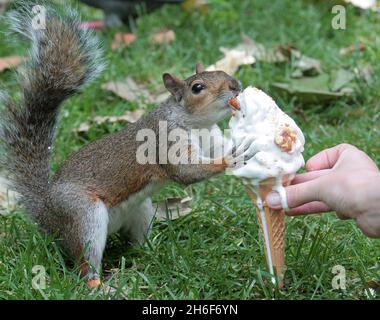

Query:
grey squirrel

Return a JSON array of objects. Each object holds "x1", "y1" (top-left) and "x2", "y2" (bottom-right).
[{"x1": 0, "y1": 3, "x2": 251, "y2": 288}]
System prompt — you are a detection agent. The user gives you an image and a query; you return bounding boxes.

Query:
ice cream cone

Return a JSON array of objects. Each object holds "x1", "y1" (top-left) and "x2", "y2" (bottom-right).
[{"x1": 246, "y1": 176, "x2": 290, "y2": 288}]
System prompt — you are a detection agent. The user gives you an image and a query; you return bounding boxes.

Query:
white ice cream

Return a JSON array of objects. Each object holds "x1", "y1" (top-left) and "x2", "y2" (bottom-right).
[
  {"x1": 228, "y1": 87, "x2": 305, "y2": 282},
  {"x1": 229, "y1": 87, "x2": 305, "y2": 185}
]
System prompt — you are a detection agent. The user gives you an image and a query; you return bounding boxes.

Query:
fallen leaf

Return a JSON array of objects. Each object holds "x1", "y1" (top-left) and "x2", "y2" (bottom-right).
[
  {"x1": 76, "y1": 122, "x2": 91, "y2": 133},
  {"x1": 367, "y1": 280, "x2": 379, "y2": 291},
  {"x1": 111, "y1": 32, "x2": 136, "y2": 50},
  {"x1": 239, "y1": 37, "x2": 321, "y2": 76},
  {"x1": 0, "y1": 56, "x2": 22, "y2": 72},
  {"x1": 289, "y1": 50, "x2": 321, "y2": 77},
  {"x1": 206, "y1": 35, "x2": 320, "y2": 76},
  {"x1": 365, "y1": 280, "x2": 379, "y2": 298},
  {"x1": 102, "y1": 77, "x2": 155, "y2": 104},
  {"x1": 154, "y1": 196, "x2": 193, "y2": 221},
  {"x1": 349, "y1": 107, "x2": 365, "y2": 117},
  {"x1": 330, "y1": 68, "x2": 356, "y2": 92},
  {"x1": 272, "y1": 81, "x2": 346, "y2": 104},
  {"x1": 271, "y1": 69, "x2": 356, "y2": 104},
  {"x1": 339, "y1": 43, "x2": 366, "y2": 56},
  {"x1": 344, "y1": 0, "x2": 379, "y2": 10},
  {"x1": 80, "y1": 20, "x2": 105, "y2": 30},
  {"x1": 74, "y1": 109, "x2": 145, "y2": 133},
  {"x1": 206, "y1": 48, "x2": 255, "y2": 75},
  {"x1": 271, "y1": 44, "x2": 321, "y2": 77},
  {"x1": 240, "y1": 34, "x2": 288, "y2": 63},
  {"x1": 354, "y1": 65, "x2": 372, "y2": 84},
  {"x1": 367, "y1": 280, "x2": 380, "y2": 296},
  {"x1": 182, "y1": 0, "x2": 209, "y2": 13},
  {"x1": 92, "y1": 110, "x2": 145, "y2": 124},
  {"x1": 0, "y1": 0, "x2": 11, "y2": 14},
  {"x1": 151, "y1": 29, "x2": 176, "y2": 45},
  {"x1": 0, "y1": 176, "x2": 17, "y2": 215},
  {"x1": 155, "y1": 91, "x2": 170, "y2": 103},
  {"x1": 206, "y1": 34, "x2": 264, "y2": 75}
]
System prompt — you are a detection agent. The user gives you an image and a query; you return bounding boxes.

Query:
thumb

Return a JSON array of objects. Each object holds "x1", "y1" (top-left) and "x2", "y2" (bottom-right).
[
  {"x1": 266, "y1": 179, "x2": 323, "y2": 210},
  {"x1": 306, "y1": 143, "x2": 356, "y2": 171}
]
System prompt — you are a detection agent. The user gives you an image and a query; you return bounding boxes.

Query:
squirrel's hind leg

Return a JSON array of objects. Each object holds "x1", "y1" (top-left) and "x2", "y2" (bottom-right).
[{"x1": 48, "y1": 184, "x2": 109, "y2": 286}]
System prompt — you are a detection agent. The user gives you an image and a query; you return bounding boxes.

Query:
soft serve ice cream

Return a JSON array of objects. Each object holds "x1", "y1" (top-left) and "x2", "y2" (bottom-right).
[
  {"x1": 228, "y1": 87, "x2": 305, "y2": 284},
  {"x1": 229, "y1": 86, "x2": 305, "y2": 206}
]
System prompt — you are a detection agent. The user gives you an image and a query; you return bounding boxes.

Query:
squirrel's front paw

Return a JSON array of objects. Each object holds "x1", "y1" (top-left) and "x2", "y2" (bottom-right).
[{"x1": 224, "y1": 137, "x2": 257, "y2": 169}]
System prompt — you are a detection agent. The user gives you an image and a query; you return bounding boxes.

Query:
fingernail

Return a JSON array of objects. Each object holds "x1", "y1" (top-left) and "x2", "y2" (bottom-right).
[{"x1": 266, "y1": 192, "x2": 281, "y2": 207}]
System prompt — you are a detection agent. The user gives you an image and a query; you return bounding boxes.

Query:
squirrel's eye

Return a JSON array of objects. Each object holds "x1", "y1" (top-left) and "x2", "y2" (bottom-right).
[{"x1": 191, "y1": 83, "x2": 206, "y2": 94}]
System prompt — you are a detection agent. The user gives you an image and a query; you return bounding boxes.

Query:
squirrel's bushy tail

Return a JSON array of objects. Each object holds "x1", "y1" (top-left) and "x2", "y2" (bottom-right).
[{"x1": 0, "y1": 3, "x2": 104, "y2": 217}]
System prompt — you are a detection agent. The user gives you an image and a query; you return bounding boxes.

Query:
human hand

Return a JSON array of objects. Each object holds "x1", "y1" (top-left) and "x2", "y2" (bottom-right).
[{"x1": 266, "y1": 144, "x2": 380, "y2": 238}]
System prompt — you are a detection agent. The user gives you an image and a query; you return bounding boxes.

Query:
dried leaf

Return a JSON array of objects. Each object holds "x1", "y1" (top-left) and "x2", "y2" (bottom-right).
[
  {"x1": 102, "y1": 77, "x2": 155, "y2": 104},
  {"x1": 151, "y1": 29, "x2": 176, "y2": 45},
  {"x1": 206, "y1": 35, "x2": 265, "y2": 75},
  {"x1": 206, "y1": 48, "x2": 255, "y2": 75},
  {"x1": 237, "y1": 36, "x2": 321, "y2": 76},
  {"x1": 367, "y1": 280, "x2": 379, "y2": 290},
  {"x1": 272, "y1": 82, "x2": 346, "y2": 104},
  {"x1": 154, "y1": 196, "x2": 193, "y2": 221},
  {"x1": 354, "y1": 65, "x2": 372, "y2": 84},
  {"x1": 80, "y1": 20, "x2": 105, "y2": 30},
  {"x1": 74, "y1": 109, "x2": 145, "y2": 133},
  {"x1": 76, "y1": 122, "x2": 91, "y2": 133},
  {"x1": 339, "y1": 43, "x2": 366, "y2": 56},
  {"x1": 182, "y1": 0, "x2": 209, "y2": 13},
  {"x1": 205, "y1": 35, "x2": 320, "y2": 76},
  {"x1": 0, "y1": 0, "x2": 11, "y2": 14},
  {"x1": 344, "y1": 0, "x2": 379, "y2": 10},
  {"x1": 0, "y1": 56, "x2": 22, "y2": 72},
  {"x1": 92, "y1": 110, "x2": 145, "y2": 124},
  {"x1": 271, "y1": 70, "x2": 355, "y2": 104},
  {"x1": 111, "y1": 32, "x2": 136, "y2": 50},
  {"x1": 155, "y1": 91, "x2": 170, "y2": 103},
  {"x1": 290, "y1": 50, "x2": 322, "y2": 77},
  {"x1": 365, "y1": 280, "x2": 379, "y2": 298},
  {"x1": 240, "y1": 34, "x2": 288, "y2": 63},
  {"x1": 330, "y1": 68, "x2": 356, "y2": 92}
]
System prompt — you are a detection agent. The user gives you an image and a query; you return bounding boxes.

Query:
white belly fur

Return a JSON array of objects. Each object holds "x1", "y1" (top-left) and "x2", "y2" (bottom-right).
[{"x1": 107, "y1": 182, "x2": 162, "y2": 235}]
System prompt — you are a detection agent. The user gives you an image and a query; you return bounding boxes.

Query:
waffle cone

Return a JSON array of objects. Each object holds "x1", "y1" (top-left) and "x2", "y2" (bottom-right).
[{"x1": 246, "y1": 176, "x2": 290, "y2": 288}]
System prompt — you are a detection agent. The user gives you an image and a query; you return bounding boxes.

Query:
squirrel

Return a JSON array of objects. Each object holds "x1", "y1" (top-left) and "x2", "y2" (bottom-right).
[{"x1": 0, "y1": 3, "x2": 253, "y2": 288}]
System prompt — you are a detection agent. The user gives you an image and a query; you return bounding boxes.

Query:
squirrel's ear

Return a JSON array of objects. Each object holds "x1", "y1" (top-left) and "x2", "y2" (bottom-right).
[
  {"x1": 196, "y1": 63, "x2": 205, "y2": 74},
  {"x1": 163, "y1": 73, "x2": 184, "y2": 102}
]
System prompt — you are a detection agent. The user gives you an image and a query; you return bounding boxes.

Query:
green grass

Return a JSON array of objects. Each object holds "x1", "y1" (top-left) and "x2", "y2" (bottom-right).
[{"x1": 1, "y1": 0, "x2": 380, "y2": 299}]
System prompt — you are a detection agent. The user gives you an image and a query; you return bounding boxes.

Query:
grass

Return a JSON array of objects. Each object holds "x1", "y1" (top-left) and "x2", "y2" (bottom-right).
[{"x1": 0, "y1": 0, "x2": 380, "y2": 299}]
